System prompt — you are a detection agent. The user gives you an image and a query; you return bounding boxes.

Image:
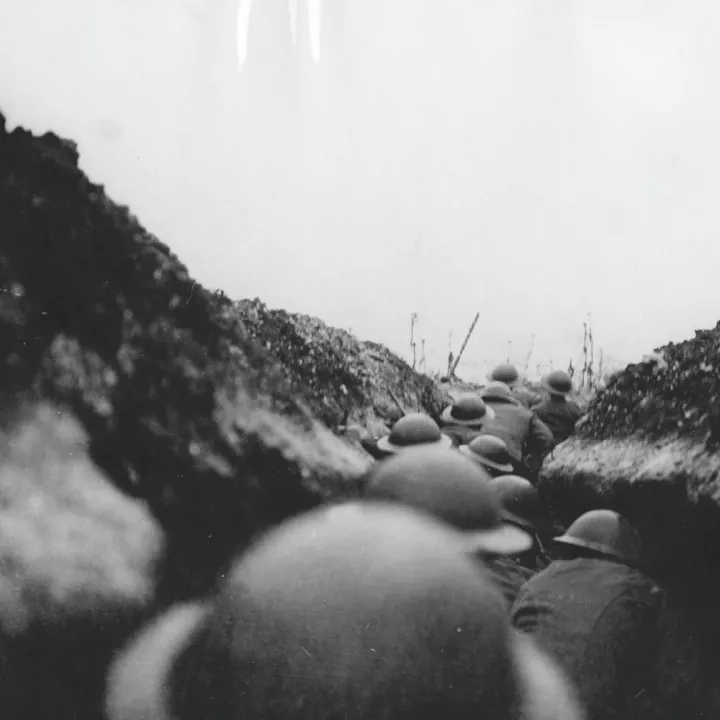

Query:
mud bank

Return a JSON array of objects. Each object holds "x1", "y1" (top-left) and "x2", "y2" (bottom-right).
[
  {"x1": 541, "y1": 327, "x2": 720, "y2": 591},
  {"x1": 0, "y1": 112, "x2": 444, "y2": 719},
  {"x1": 233, "y1": 297, "x2": 449, "y2": 430},
  {"x1": 540, "y1": 330, "x2": 720, "y2": 717}
]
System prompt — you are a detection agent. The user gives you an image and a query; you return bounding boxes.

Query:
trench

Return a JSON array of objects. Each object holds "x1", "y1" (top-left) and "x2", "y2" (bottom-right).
[{"x1": 541, "y1": 471, "x2": 720, "y2": 717}]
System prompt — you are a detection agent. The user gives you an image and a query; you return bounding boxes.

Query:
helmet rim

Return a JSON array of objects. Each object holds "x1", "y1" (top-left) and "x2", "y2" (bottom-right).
[
  {"x1": 441, "y1": 397, "x2": 496, "y2": 426},
  {"x1": 553, "y1": 535, "x2": 640, "y2": 565},
  {"x1": 377, "y1": 432, "x2": 453, "y2": 454},
  {"x1": 459, "y1": 446, "x2": 514, "y2": 473}
]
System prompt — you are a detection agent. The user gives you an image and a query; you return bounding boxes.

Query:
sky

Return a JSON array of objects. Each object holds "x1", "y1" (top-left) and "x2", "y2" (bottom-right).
[{"x1": 1, "y1": 0, "x2": 719, "y2": 382}]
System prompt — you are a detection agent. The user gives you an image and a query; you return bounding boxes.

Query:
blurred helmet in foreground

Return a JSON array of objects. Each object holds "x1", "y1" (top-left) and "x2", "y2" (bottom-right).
[{"x1": 365, "y1": 446, "x2": 532, "y2": 556}]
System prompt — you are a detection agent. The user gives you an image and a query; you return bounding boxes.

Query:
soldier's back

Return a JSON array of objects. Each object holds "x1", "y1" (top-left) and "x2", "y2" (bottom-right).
[
  {"x1": 512, "y1": 558, "x2": 662, "y2": 720},
  {"x1": 534, "y1": 397, "x2": 582, "y2": 444}
]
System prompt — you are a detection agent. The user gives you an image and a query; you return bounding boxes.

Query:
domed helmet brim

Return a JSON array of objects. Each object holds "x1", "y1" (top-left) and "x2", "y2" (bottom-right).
[
  {"x1": 481, "y1": 391, "x2": 522, "y2": 405},
  {"x1": 440, "y1": 404, "x2": 496, "y2": 426},
  {"x1": 552, "y1": 535, "x2": 638, "y2": 564},
  {"x1": 105, "y1": 602, "x2": 211, "y2": 720},
  {"x1": 465, "y1": 521, "x2": 534, "y2": 556},
  {"x1": 376, "y1": 433, "x2": 454, "y2": 454},
  {"x1": 541, "y1": 377, "x2": 570, "y2": 396},
  {"x1": 458, "y1": 446, "x2": 514, "y2": 473}
]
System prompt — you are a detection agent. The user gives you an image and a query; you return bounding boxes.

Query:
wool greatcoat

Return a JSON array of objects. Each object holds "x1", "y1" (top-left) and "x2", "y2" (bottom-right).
[{"x1": 511, "y1": 557, "x2": 663, "y2": 720}]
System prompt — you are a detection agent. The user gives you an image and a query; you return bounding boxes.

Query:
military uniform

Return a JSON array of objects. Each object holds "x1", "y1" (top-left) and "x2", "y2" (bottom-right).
[
  {"x1": 512, "y1": 558, "x2": 663, "y2": 720},
  {"x1": 479, "y1": 396, "x2": 554, "y2": 476},
  {"x1": 534, "y1": 396, "x2": 583, "y2": 444}
]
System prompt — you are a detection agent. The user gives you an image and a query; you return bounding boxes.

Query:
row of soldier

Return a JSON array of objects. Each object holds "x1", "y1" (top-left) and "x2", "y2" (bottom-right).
[
  {"x1": 104, "y1": 364, "x2": 667, "y2": 720},
  {"x1": 362, "y1": 364, "x2": 583, "y2": 482}
]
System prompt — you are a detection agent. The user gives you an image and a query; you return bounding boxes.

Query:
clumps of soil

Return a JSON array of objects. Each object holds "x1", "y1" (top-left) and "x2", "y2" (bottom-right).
[
  {"x1": 540, "y1": 435, "x2": 720, "y2": 718},
  {"x1": 0, "y1": 402, "x2": 162, "y2": 720},
  {"x1": 539, "y1": 322, "x2": 720, "y2": 718},
  {"x1": 0, "y1": 109, "x2": 445, "y2": 718},
  {"x1": 0, "y1": 401, "x2": 161, "y2": 633},
  {"x1": 577, "y1": 324, "x2": 720, "y2": 445},
  {"x1": 0, "y1": 110, "x2": 375, "y2": 609},
  {"x1": 541, "y1": 322, "x2": 720, "y2": 592},
  {"x1": 541, "y1": 320, "x2": 720, "y2": 589},
  {"x1": 233, "y1": 298, "x2": 449, "y2": 428}
]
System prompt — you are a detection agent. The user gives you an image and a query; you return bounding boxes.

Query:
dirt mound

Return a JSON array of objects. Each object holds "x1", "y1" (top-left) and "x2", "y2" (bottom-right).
[
  {"x1": 232, "y1": 298, "x2": 448, "y2": 429},
  {"x1": 576, "y1": 323, "x2": 720, "y2": 444},
  {"x1": 542, "y1": 322, "x2": 720, "y2": 534},
  {"x1": 0, "y1": 111, "x2": 388, "y2": 718},
  {"x1": 0, "y1": 403, "x2": 162, "y2": 720}
]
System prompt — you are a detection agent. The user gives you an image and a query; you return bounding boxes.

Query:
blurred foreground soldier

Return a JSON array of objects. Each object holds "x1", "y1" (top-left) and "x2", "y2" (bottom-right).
[
  {"x1": 374, "y1": 412, "x2": 452, "y2": 456},
  {"x1": 534, "y1": 371, "x2": 583, "y2": 444},
  {"x1": 487, "y1": 364, "x2": 541, "y2": 408},
  {"x1": 479, "y1": 382, "x2": 554, "y2": 481},
  {"x1": 365, "y1": 446, "x2": 535, "y2": 607},
  {"x1": 459, "y1": 435, "x2": 515, "y2": 477},
  {"x1": 439, "y1": 393, "x2": 495, "y2": 447},
  {"x1": 106, "y1": 502, "x2": 585, "y2": 720},
  {"x1": 489, "y1": 475, "x2": 554, "y2": 572},
  {"x1": 512, "y1": 509, "x2": 664, "y2": 720}
]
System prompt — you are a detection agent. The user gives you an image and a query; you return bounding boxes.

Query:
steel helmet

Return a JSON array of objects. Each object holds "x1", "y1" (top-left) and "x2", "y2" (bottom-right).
[
  {"x1": 376, "y1": 412, "x2": 452, "y2": 454},
  {"x1": 365, "y1": 446, "x2": 532, "y2": 556},
  {"x1": 106, "y1": 602, "x2": 211, "y2": 720},
  {"x1": 481, "y1": 381, "x2": 519, "y2": 403},
  {"x1": 441, "y1": 394, "x2": 496, "y2": 427},
  {"x1": 553, "y1": 509, "x2": 643, "y2": 566},
  {"x1": 459, "y1": 435, "x2": 515, "y2": 474},
  {"x1": 488, "y1": 364, "x2": 520, "y2": 387},
  {"x1": 108, "y1": 503, "x2": 524, "y2": 720},
  {"x1": 489, "y1": 475, "x2": 546, "y2": 534},
  {"x1": 542, "y1": 370, "x2": 573, "y2": 396}
]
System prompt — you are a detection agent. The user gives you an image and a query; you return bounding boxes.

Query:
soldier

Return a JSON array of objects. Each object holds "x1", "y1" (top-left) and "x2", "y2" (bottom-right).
[
  {"x1": 364, "y1": 446, "x2": 535, "y2": 607},
  {"x1": 374, "y1": 412, "x2": 452, "y2": 456},
  {"x1": 106, "y1": 503, "x2": 585, "y2": 720},
  {"x1": 459, "y1": 435, "x2": 515, "y2": 478},
  {"x1": 439, "y1": 393, "x2": 495, "y2": 447},
  {"x1": 487, "y1": 363, "x2": 541, "y2": 408},
  {"x1": 479, "y1": 382, "x2": 554, "y2": 481},
  {"x1": 533, "y1": 370, "x2": 584, "y2": 444},
  {"x1": 512, "y1": 509, "x2": 664, "y2": 720}
]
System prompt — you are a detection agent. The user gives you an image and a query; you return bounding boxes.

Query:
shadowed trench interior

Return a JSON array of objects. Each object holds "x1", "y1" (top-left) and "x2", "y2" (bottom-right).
[{"x1": 541, "y1": 468, "x2": 720, "y2": 715}]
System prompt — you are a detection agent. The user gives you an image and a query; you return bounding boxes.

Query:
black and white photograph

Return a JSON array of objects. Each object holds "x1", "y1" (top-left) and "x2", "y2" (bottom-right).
[{"x1": 0, "y1": 1, "x2": 718, "y2": 718}]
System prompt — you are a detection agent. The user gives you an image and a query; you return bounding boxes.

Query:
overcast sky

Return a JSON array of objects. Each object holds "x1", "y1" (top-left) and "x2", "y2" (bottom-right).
[{"x1": 2, "y1": 0, "x2": 718, "y2": 381}]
